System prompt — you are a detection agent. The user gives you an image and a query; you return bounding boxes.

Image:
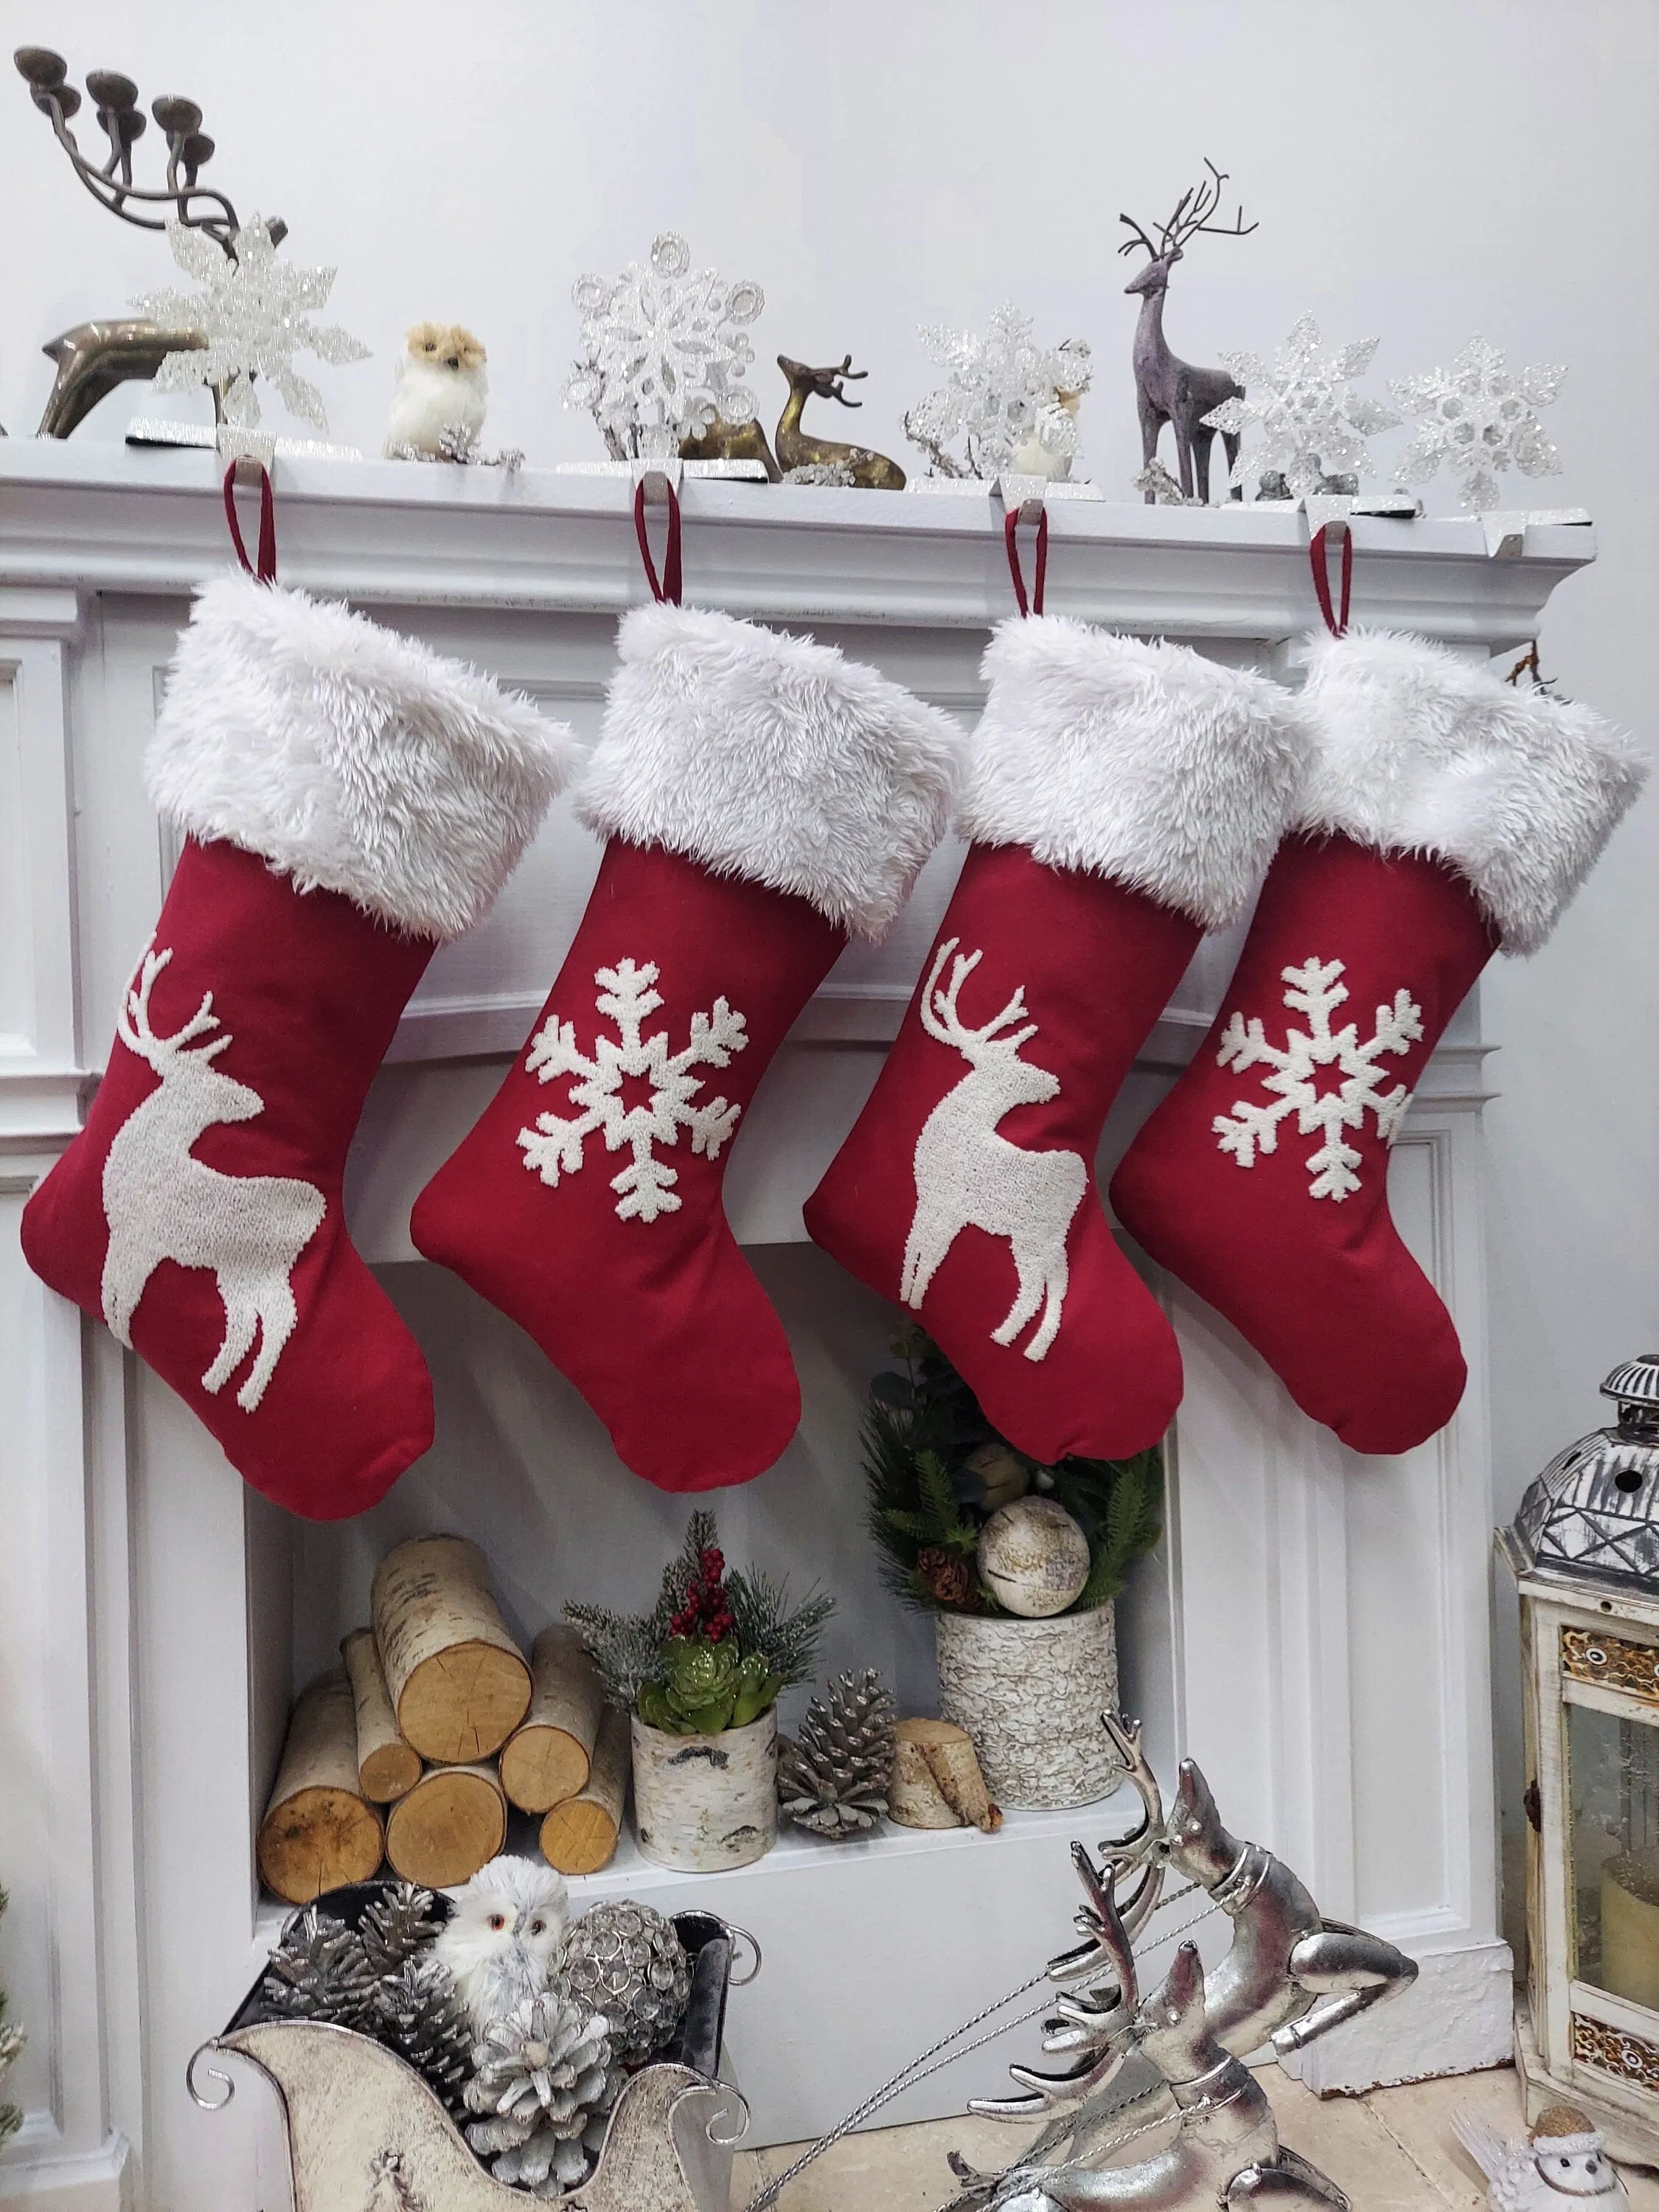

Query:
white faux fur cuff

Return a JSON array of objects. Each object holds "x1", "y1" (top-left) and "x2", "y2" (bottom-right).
[
  {"x1": 575, "y1": 604, "x2": 964, "y2": 939},
  {"x1": 147, "y1": 574, "x2": 579, "y2": 939},
  {"x1": 959, "y1": 617, "x2": 1310, "y2": 930},
  {"x1": 1294, "y1": 630, "x2": 1646, "y2": 954}
]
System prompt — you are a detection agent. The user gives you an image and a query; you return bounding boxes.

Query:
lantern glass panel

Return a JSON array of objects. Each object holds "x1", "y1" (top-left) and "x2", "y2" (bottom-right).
[{"x1": 1569, "y1": 1698, "x2": 1659, "y2": 2010}]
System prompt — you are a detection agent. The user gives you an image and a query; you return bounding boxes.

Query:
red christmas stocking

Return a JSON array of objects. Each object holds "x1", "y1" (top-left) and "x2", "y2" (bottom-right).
[
  {"x1": 411, "y1": 603, "x2": 962, "y2": 1491},
  {"x1": 804, "y1": 617, "x2": 1308, "y2": 1464},
  {"x1": 22, "y1": 574, "x2": 573, "y2": 1518},
  {"x1": 1112, "y1": 630, "x2": 1644, "y2": 1455}
]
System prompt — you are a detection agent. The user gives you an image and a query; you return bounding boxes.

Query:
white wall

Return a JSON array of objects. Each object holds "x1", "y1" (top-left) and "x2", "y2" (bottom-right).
[{"x1": 4, "y1": 0, "x2": 1657, "y2": 1941}]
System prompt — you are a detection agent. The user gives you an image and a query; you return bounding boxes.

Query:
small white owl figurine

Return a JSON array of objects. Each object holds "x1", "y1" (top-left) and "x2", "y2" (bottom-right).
[
  {"x1": 431, "y1": 1854, "x2": 569, "y2": 2033},
  {"x1": 383, "y1": 321, "x2": 489, "y2": 459},
  {"x1": 1453, "y1": 2103, "x2": 1630, "y2": 2211}
]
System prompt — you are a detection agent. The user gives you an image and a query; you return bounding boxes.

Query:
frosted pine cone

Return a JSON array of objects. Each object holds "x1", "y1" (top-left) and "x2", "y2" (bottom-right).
[
  {"x1": 557, "y1": 1901, "x2": 692, "y2": 2065},
  {"x1": 372, "y1": 1954, "x2": 473, "y2": 2116},
  {"x1": 778, "y1": 1669, "x2": 896, "y2": 1839},
  {"x1": 463, "y1": 1989, "x2": 620, "y2": 2197},
  {"x1": 260, "y1": 1907, "x2": 375, "y2": 2031},
  {"x1": 359, "y1": 1882, "x2": 445, "y2": 1977}
]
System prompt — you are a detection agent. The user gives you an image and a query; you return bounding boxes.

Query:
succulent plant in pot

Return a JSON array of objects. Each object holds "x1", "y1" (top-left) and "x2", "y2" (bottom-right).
[{"x1": 568, "y1": 1513, "x2": 832, "y2": 1871}]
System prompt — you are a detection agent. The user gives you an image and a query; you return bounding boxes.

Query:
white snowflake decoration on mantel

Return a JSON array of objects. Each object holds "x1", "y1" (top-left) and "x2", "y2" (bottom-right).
[
  {"x1": 516, "y1": 959, "x2": 748, "y2": 1223},
  {"x1": 904, "y1": 305, "x2": 1091, "y2": 479},
  {"x1": 1212, "y1": 957, "x2": 1424, "y2": 1201},
  {"x1": 563, "y1": 232, "x2": 765, "y2": 462},
  {"x1": 133, "y1": 216, "x2": 370, "y2": 465},
  {"x1": 1390, "y1": 337, "x2": 1565, "y2": 512},
  {"x1": 1203, "y1": 314, "x2": 1401, "y2": 500}
]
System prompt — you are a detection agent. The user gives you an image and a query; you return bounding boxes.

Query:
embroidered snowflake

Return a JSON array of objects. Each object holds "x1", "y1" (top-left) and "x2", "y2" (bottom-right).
[
  {"x1": 1202, "y1": 314, "x2": 1401, "y2": 499},
  {"x1": 1389, "y1": 337, "x2": 1565, "y2": 512},
  {"x1": 1212, "y1": 957, "x2": 1424, "y2": 1201},
  {"x1": 563, "y1": 232, "x2": 765, "y2": 462},
  {"x1": 516, "y1": 960, "x2": 748, "y2": 1223},
  {"x1": 133, "y1": 216, "x2": 370, "y2": 465},
  {"x1": 903, "y1": 305, "x2": 1091, "y2": 479}
]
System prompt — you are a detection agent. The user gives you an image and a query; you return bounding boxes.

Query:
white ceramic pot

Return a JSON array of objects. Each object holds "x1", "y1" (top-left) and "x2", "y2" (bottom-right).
[
  {"x1": 630, "y1": 1706, "x2": 778, "y2": 1871},
  {"x1": 935, "y1": 1603, "x2": 1121, "y2": 1809}
]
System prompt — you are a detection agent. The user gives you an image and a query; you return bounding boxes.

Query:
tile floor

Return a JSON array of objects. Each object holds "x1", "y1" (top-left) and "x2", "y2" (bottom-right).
[{"x1": 731, "y1": 2062, "x2": 1659, "y2": 2208}]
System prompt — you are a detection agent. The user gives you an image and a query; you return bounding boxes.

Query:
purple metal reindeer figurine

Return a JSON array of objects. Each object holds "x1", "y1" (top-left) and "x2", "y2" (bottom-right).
[{"x1": 1119, "y1": 161, "x2": 1256, "y2": 505}]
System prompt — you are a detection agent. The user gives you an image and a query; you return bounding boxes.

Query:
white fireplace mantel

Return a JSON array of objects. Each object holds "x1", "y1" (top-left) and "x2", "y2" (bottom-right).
[{"x1": 0, "y1": 444, "x2": 1595, "y2": 2212}]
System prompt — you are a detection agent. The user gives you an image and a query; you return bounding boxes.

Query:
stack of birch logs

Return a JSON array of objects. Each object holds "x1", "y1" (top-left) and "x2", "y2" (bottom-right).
[{"x1": 257, "y1": 1535, "x2": 630, "y2": 1905}]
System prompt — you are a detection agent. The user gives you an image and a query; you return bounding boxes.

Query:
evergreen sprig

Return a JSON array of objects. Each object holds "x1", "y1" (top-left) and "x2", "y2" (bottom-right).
[{"x1": 864, "y1": 1327, "x2": 1164, "y2": 1617}]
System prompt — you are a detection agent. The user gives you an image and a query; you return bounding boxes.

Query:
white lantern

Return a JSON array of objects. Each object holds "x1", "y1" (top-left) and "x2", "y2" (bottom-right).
[{"x1": 1505, "y1": 1354, "x2": 1659, "y2": 2160}]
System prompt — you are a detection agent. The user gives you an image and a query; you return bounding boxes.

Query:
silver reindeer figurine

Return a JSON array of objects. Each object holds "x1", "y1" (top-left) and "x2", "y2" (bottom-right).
[
  {"x1": 1118, "y1": 161, "x2": 1255, "y2": 507},
  {"x1": 954, "y1": 1722, "x2": 1416, "y2": 2199},
  {"x1": 951, "y1": 1863, "x2": 1348, "y2": 2212}
]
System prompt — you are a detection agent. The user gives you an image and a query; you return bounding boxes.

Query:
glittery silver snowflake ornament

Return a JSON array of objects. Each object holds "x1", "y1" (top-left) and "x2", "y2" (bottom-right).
[
  {"x1": 563, "y1": 232, "x2": 765, "y2": 464},
  {"x1": 904, "y1": 305, "x2": 1091, "y2": 481},
  {"x1": 1389, "y1": 337, "x2": 1565, "y2": 513},
  {"x1": 133, "y1": 216, "x2": 370, "y2": 465},
  {"x1": 1203, "y1": 313, "x2": 1401, "y2": 501}
]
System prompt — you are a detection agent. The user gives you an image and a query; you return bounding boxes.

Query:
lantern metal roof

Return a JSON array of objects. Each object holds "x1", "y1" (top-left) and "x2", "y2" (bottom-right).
[{"x1": 1508, "y1": 1354, "x2": 1659, "y2": 1588}]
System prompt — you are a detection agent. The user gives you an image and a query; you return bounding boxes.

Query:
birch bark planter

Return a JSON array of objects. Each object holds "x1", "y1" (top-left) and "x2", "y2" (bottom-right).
[
  {"x1": 631, "y1": 1709, "x2": 777, "y2": 1872},
  {"x1": 935, "y1": 1603, "x2": 1121, "y2": 1809}
]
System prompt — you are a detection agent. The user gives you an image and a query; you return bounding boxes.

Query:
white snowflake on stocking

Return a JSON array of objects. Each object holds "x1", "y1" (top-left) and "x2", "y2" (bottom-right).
[
  {"x1": 1202, "y1": 314, "x2": 1401, "y2": 499},
  {"x1": 133, "y1": 216, "x2": 369, "y2": 465},
  {"x1": 1212, "y1": 957, "x2": 1424, "y2": 1201},
  {"x1": 1390, "y1": 337, "x2": 1565, "y2": 512},
  {"x1": 563, "y1": 232, "x2": 765, "y2": 462},
  {"x1": 516, "y1": 959, "x2": 748, "y2": 1222}
]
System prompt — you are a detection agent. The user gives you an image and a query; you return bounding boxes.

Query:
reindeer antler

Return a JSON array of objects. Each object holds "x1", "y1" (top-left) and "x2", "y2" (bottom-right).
[
  {"x1": 116, "y1": 945, "x2": 231, "y2": 1066},
  {"x1": 918, "y1": 938, "x2": 1039, "y2": 1058},
  {"x1": 1117, "y1": 158, "x2": 1257, "y2": 262}
]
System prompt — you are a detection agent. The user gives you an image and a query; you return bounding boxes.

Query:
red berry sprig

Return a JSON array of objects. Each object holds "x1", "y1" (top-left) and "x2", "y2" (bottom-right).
[{"x1": 670, "y1": 1545, "x2": 734, "y2": 1641}]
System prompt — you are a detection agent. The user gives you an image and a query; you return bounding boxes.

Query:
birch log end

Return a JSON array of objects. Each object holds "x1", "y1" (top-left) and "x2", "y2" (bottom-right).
[
  {"x1": 341, "y1": 1627, "x2": 422, "y2": 1803},
  {"x1": 500, "y1": 1624, "x2": 605, "y2": 1813},
  {"x1": 258, "y1": 1672, "x2": 386, "y2": 1904},
  {"x1": 384, "y1": 1761, "x2": 508, "y2": 1888},
  {"x1": 540, "y1": 1705, "x2": 630, "y2": 1874},
  {"x1": 371, "y1": 1534, "x2": 531, "y2": 1764},
  {"x1": 890, "y1": 1717, "x2": 1000, "y2": 1833}
]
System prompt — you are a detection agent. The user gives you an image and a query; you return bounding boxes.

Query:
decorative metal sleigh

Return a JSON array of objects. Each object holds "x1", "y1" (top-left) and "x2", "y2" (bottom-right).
[
  {"x1": 189, "y1": 1887, "x2": 748, "y2": 2212},
  {"x1": 945, "y1": 1717, "x2": 1420, "y2": 2211}
]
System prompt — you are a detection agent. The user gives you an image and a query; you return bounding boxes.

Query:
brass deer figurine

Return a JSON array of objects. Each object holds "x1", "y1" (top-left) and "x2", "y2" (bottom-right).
[
  {"x1": 775, "y1": 355, "x2": 905, "y2": 488},
  {"x1": 1119, "y1": 161, "x2": 1256, "y2": 505}
]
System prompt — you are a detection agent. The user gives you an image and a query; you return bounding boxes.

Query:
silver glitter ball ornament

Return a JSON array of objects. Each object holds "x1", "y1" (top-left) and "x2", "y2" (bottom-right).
[{"x1": 557, "y1": 1902, "x2": 692, "y2": 2065}]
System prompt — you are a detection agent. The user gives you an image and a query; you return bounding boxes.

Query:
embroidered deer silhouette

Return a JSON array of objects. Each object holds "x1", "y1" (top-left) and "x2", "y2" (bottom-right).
[
  {"x1": 100, "y1": 946, "x2": 326, "y2": 1412},
  {"x1": 901, "y1": 938, "x2": 1086, "y2": 1363}
]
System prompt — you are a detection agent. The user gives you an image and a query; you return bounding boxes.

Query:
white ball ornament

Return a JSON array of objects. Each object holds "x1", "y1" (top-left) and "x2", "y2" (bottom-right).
[{"x1": 976, "y1": 1498, "x2": 1091, "y2": 1618}]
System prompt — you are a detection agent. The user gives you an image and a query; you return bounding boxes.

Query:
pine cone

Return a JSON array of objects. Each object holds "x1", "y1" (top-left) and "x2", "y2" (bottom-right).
[
  {"x1": 463, "y1": 1989, "x2": 620, "y2": 2196},
  {"x1": 260, "y1": 1907, "x2": 375, "y2": 2031},
  {"x1": 778, "y1": 1669, "x2": 897, "y2": 1839},
  {"x1": 918, "y1": 1547, "x2": 974, "y2": 1608},
  {"x1": 373, "y1": 1954, "x2": 473, "y2": 2116},
  {"x1": 558, "y1": 1901, "x2": 692, "y2": 2065},
  {"x1": 359, "y1": 1882, "x2": 445, "y2": 1978}
]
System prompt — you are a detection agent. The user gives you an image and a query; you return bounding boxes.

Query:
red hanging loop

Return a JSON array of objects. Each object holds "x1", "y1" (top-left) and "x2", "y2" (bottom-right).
[
  {"x1": 1004, "y1": 505, "x2": 1048, "y2": 618},
  {"x1": 1309, "y1": 523, "x2": 1352, "y2": 638},
  {"x1": 633, "y1": 479, "x2": 684, "y2": 606},
  {"x1": 222, "y1": 461, "x2": 277, "y2": 583}
]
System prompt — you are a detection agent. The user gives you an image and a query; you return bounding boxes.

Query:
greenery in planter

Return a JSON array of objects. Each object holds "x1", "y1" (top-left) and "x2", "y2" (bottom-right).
[
  {"x1": 567, "y1": 1512, "x2": 833, "y2": 1734},
  {"x1": 866, "y1": 1326, "x2": 1164, "y2": 1616}
]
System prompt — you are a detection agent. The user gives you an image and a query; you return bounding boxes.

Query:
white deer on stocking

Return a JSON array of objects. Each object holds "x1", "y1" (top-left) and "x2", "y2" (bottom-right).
[
  {"x1": 100, "y1": 946, "x2": 326, "y2": 1411},
  {"x1": 902, "y1": 937, "x2": 1086, "y2": 1362}
]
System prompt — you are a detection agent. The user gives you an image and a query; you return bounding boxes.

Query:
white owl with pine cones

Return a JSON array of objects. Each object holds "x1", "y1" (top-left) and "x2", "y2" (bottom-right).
[
  {"x1": 384, "y1": 321, "x2": 490, "y2": 458},
  {"x1": 432, "y1": 1855, "x2": 568, "y2": 2034},
  {"x1": 1453, "y1": 2104, "x2": 1630, "y2": 2211}
]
